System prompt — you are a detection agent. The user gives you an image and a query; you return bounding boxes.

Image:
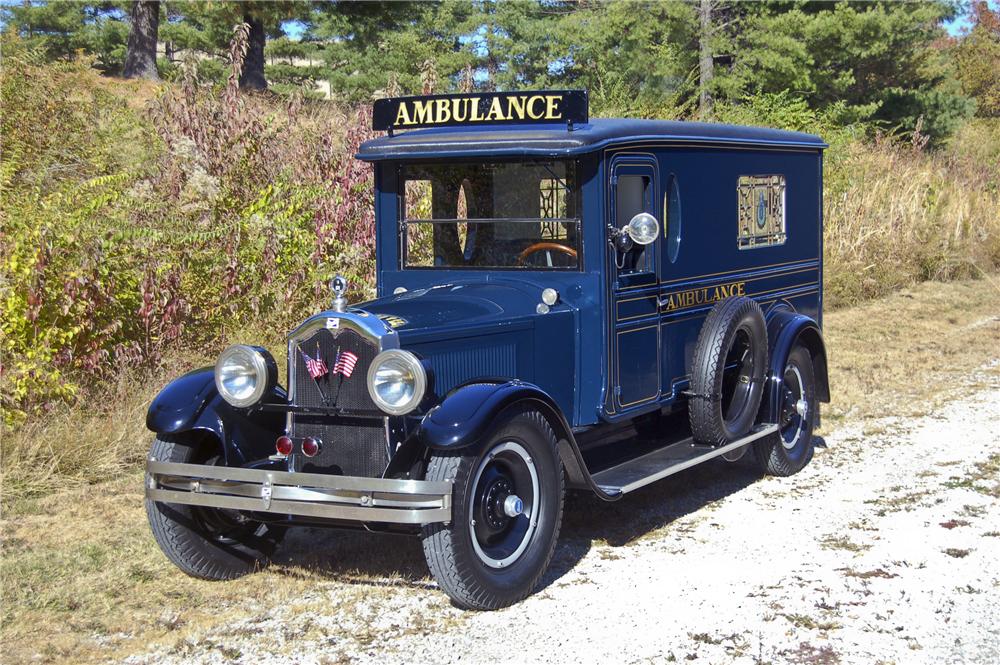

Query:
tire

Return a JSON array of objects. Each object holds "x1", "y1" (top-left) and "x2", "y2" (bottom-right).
[
  {"x1": 688, "y1": 296, "x2": 768, "y2": 446},
  {"x1": 145, "y1": 433, "x2": 285, "y2": 580},
  {"x1": 755, "y1": 345, "x2": 816, "y2": 476},
  {"x1": 421, "y1": 408, "x2": 564, "y2": 610}
]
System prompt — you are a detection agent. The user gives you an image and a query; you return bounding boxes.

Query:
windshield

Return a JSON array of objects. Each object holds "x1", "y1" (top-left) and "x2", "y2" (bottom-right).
[{"x1": 401, "y1": 160, "x2": 580, "y2": 270}]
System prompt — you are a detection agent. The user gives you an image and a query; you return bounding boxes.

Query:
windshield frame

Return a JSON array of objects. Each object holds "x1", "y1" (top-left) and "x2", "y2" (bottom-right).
[{"x1": 397, "y1": 159, "x2": 583, "y2": 272}]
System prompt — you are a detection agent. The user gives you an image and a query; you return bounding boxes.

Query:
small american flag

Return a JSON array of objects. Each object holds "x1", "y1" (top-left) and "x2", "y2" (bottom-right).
[
  {"x1": 333, "y1": 350, "x2": 359, "y2": 378},
  {"x1": 300, "y1": 344, "x2": 328, "y2": 380}
]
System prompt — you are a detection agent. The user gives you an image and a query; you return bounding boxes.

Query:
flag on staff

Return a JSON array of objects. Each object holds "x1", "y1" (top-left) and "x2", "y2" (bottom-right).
[
  {"x1": 333, "y1": 350, "x2": 359, "y2": 378},
  {"x1": 299, "y1": 344, "x2": 328, "y2": 379}
]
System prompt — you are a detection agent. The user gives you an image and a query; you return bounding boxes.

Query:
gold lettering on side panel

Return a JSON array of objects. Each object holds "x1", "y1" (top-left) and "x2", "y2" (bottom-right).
[
  {"x1": 660, "y1": 281, "x2": 747, "y2": 313},
  {"x1": 451, "y1": 98, "x2": 469, "y2": 122}
]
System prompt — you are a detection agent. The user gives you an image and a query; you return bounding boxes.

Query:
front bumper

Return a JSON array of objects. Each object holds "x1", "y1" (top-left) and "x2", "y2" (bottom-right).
[{"x1": 145, "y1": 460, "x2": 452, "y2": 525}]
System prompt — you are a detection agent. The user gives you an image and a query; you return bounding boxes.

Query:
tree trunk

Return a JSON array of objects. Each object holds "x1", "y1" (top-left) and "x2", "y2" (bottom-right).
[
  {"x1": 123, "y1": 0, "x2": 160, "y2": 80},
  {"x1": 239, "y1": 15, "x2": 268, "y2": 91},
  {"x1": 698, "y1": 0, "x2": 714, "y2": 120}
]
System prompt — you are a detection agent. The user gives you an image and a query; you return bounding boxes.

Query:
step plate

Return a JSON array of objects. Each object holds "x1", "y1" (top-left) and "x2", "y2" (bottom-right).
[{"x1": 593, "y1": 424, "x2": 778, "y2": 495}]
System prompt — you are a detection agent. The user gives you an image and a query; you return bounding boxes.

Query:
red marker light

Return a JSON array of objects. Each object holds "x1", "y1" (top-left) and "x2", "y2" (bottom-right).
[
  {"x1": 302, "y1": 437, "x2": 321, "y2": 457},
  {"x1": 275, "y1": 436, "x2": 293, "y2": 456}
]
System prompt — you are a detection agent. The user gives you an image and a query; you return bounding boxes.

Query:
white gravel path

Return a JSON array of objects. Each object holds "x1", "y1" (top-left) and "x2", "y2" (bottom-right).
[{"x1": 128, "y1": 371, "x2": 1000, "y2": 665}]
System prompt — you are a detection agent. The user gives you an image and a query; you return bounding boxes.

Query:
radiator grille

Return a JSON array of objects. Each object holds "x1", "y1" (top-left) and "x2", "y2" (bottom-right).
[
  {"x1": 295, "y1": 417, "x2": 388, "y2": 477},
  {"x1": 291, "y1": 328, "x2": 378, "y2": 412},
  {"x1": 290, "y1": 326, "x2": 386, "y2": 477}
]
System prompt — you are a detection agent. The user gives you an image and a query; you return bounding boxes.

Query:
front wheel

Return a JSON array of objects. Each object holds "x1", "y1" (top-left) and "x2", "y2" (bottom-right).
[
  {"x1": 421, "y1": 408, "x2": 564, "y2": 610},
  {"x1": 145, "y1": 434, "x2": 285, "y2": 580},
  {"x1": 755, "y1": 345, "x2": 817, "y2": 476}
]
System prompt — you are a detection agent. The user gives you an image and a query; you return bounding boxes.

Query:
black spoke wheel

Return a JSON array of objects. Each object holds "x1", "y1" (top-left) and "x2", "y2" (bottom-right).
[
  {"x1": 755, "y1": 345, "x2": 817, "y2": 476},
  {"x1": 145, "y1": 434, "x2": 285, "y2": 580},
  {"x1": 421, "y1": 408, "x2": 564, "y2": 610}
]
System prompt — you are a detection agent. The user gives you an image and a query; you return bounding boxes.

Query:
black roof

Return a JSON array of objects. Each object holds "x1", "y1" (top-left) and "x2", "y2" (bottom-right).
[{"x1": 357, "y1": 118, "x2": 827, "y2": 161}]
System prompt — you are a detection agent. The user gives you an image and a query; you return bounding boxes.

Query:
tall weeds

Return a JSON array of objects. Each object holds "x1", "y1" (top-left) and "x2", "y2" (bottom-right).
[
  {"x1": 824, "y1": 128, "x2": 1000, "y2": 306},
  {"x1": 1, "y1": 33, "x2": 376, "y2": 428}
]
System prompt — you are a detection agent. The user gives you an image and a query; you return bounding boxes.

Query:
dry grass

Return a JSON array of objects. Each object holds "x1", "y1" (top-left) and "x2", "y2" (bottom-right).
[
  {"x1": 1, "y1": 277, "x2": 997, "y2": 663},
  {"x1": 1, "y1": 475, "x2": 458, "y2": 664},
  {"x1": 1, "y1": 331, "x2": 286, "y2": 503},
  {"x1": 823, "y1": 123, "x2": 1000, "y2": 308},
  {"x1": 821, "y1": 277, "x2": 1000, "y2": 426}
]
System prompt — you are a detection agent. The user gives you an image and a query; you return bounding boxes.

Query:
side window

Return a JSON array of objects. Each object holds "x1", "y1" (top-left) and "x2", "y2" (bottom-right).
[
  {"x1": 737, "y1": 174, "x2": 786, "y2": 249},
  {"x1": 616, "y1": 174, "x2": 653, "y2": 274},
  {"x1": 665, "y1": 174, "x2": 681, "y2": 263}
]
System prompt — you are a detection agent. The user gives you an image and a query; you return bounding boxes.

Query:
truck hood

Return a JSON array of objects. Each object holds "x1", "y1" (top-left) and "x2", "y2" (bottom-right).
[{"x1": 360, "y1": 281, "x2": 549, "y2": 340}]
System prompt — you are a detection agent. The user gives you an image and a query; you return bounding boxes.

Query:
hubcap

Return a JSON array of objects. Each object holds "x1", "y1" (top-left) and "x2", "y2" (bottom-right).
[
  {"x1": 468, "y1": 441, "x2": 539, "y2": 569},
  {"x1": 780, "y1": 365, "x2": 807, "y2": 450},
  {"x1": 504, "y1": 494, "x2": 524, "y2": 518}
]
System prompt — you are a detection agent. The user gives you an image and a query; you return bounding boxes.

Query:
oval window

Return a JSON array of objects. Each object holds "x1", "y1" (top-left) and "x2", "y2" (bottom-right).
[{"x1": 665, "y1": 175, "x2": 682, "y2": 263}]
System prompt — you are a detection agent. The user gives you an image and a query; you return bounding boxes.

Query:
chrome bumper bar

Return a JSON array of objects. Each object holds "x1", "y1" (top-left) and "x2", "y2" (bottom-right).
[{"x1": 145, "y1": 460, "x2": 453, "y2": 525}]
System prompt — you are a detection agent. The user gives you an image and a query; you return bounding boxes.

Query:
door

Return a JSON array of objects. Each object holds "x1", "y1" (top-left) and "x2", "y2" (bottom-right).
[{"x1": 608, "y1": 157, "x2": 660, "y2": 413}]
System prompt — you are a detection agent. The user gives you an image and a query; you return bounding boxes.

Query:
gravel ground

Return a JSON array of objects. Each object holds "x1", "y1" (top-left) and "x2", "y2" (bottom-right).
[{"x1": 127, "y1": 369, "x2": 999, "y2": 665}]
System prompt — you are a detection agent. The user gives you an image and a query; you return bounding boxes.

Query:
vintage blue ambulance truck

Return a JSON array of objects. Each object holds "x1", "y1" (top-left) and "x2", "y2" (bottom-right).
[{"x1": 145, "y1": 90, "x2": 829, "y2": 610}]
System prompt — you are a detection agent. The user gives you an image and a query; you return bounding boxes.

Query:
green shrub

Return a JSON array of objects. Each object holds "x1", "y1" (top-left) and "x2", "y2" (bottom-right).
[{"x1": 1, "y1": 37, "x2": 377, "y2": 426}]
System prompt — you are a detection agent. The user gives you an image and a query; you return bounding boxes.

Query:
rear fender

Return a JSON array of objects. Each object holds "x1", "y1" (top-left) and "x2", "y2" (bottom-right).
[
  {"x1": 412, "y1": 381, "x2": 607, "y2": 496},
  {"x1": 146, "y1": 367, "x2": 287, "y2": 465},
  {"x1": 762, "y1": 309, "x2": 831, "y2": 423}
]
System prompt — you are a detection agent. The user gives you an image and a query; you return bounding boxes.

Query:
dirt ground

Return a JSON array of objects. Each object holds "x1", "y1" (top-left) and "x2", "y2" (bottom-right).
[
  {"x1": 3, "y1": 278, "x2": 998, "y2": 665},
  {"x1": 121, "y1": 370, "x2": 1000, "y2": 665}
]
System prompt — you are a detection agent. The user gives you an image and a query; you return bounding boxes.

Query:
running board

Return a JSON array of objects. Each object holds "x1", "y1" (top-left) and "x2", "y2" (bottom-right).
[{"x1": 591, "y1": 424, "x2": 778, "y2": 495}]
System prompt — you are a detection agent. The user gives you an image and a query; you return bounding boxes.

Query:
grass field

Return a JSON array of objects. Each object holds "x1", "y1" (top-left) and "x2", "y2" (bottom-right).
[{"x1": 1, "y1": 277, "x2": 997, "y2": 664}]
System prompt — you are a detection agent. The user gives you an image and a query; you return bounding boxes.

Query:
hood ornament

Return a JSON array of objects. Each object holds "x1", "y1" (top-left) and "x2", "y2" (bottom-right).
[{"x1": 331, "y1": 275, "x2": 348, "y2": 313}]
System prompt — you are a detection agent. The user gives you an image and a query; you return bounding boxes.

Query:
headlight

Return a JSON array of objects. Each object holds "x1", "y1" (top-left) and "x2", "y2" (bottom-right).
[
  {"x1": 367, "y1": 349, "x2": 426, "y2": 415},
  {"x1": 214, "y1": 345, "x2": 276, "y2": 408}
]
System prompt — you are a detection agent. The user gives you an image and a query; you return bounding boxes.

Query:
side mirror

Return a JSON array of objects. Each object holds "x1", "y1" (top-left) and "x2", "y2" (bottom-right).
[{"x1": 626, "y1": 213, "x2": 660, "y2": 245}]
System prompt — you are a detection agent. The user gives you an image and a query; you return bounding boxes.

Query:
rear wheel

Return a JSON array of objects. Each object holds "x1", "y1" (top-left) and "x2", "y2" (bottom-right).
[
  {"x1": 755, "y1": 345, "x2": 817, "y2": 476},
  {"x1": 421, "y1": 408, "x2": 564, "y2": 610},
  {"x1": 145, "y1": 434, "x2": 285, "y2": 580}
]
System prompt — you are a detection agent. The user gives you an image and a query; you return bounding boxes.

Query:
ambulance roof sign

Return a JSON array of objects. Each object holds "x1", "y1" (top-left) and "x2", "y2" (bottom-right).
[{"x1": 372, "y1": 90, "x2": 589, "y2": 132}]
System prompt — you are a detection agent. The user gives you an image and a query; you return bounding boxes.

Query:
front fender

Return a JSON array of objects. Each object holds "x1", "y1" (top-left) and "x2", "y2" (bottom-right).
[
  {"x1": 146, "y1": 367, "x2": 287, "y2": 465},
  {"x1": 414, "y1": 380, "x2": 602, "y2": 495},
  {"x1": 146, "y1": 367, "x2": 218, "y2": 433},
  {"x1": 763, "y1": 309, "x2": 831, "y2": 422},
  {"x1": 417, "y1": 380, "x2": 557, "y2": 450}
]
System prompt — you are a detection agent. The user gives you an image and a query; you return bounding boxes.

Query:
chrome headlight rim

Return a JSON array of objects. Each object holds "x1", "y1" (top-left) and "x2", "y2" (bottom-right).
[
  {"x1": 214, "y1": 345, "x2": 276, "y2": 408},
  {"x1": 366, "y1": 349, "x2": 427, "y2": 416}
]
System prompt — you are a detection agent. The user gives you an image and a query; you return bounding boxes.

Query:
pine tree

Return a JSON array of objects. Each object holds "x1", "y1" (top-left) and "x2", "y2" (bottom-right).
[{"x1": 123, "y1": 0, "x2": 160, "y2": 80}]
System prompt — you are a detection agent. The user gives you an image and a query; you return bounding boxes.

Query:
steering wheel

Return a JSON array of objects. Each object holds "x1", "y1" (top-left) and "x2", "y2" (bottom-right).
[{"x1": 517, "y1": 242, "x2": 578, "y2": 267}]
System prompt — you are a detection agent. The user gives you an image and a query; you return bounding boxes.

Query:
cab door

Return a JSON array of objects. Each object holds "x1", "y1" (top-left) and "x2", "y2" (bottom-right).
[{"x1": 608, "y1": 157, "x2": 661, "y2": 413}]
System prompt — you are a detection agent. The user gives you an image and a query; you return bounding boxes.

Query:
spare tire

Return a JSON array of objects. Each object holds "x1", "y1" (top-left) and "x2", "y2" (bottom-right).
[{"x1": 688, "y1": 296, "x2": 767, "y2": 446}]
